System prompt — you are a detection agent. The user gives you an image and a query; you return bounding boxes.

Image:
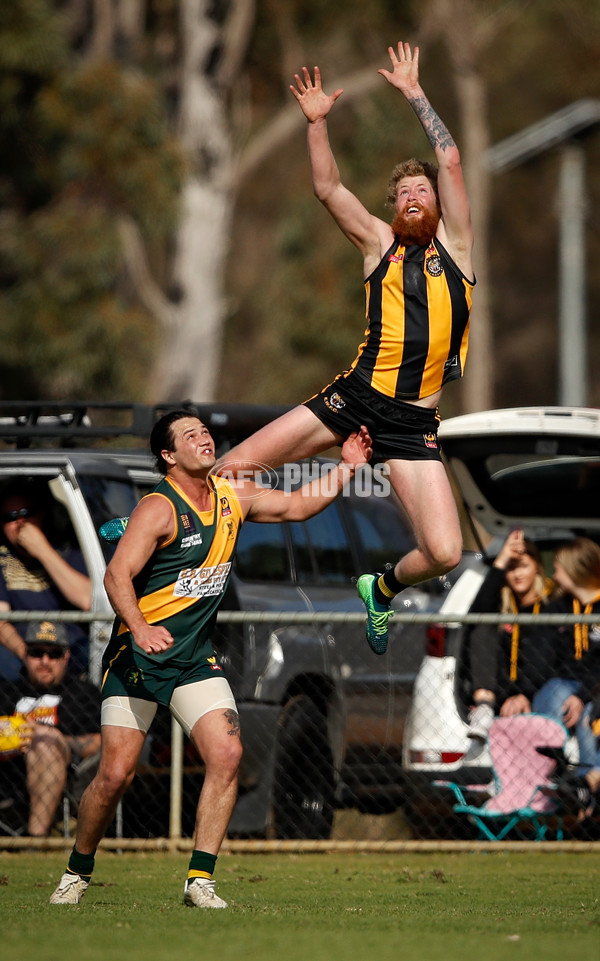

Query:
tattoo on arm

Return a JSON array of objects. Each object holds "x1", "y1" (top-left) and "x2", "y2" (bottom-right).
[
  {"x1": 408, "y1": 96, "x2": 456, "y2": 152},
  {"x1": 224, "y1": 708, "x2": 240, "y2": 737}
]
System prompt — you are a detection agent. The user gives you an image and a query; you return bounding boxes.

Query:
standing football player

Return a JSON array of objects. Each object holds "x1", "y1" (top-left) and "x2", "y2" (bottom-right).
[{"x1": 49, "y1": 409, "x2": 371, "y2": 908}]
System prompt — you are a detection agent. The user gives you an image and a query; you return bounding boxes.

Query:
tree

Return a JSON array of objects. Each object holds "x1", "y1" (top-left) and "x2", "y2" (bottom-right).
[
  {"x1": 0, "y1": 0, "x2": 182, "y2": 400},
  {"x1": 221, "y1": 0, "x2": 600, "y2": 412},
  {"x1": 3, "y1": 1, "x2": 599, "y2": 410}
]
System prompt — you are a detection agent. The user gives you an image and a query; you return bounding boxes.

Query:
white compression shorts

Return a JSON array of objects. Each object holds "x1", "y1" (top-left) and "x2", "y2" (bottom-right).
[{"x1": 101, "y1": 676, "x2": 237, "y2": 737}]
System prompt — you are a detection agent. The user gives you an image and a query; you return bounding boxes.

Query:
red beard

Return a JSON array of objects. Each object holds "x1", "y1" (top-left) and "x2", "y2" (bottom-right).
[{"x1": 391, "y1": 205, "x2": 440, "y2": 247}]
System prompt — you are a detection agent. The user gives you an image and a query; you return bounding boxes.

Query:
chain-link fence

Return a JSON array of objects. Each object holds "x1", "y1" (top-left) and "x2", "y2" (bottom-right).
[{"x1": 1, "y1": 609, "x2": 598, "y2": 844}]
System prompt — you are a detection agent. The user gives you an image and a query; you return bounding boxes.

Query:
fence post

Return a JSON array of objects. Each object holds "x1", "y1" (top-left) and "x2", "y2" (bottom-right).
[{"x1": 169, "y1": 717, "x2": 184, "y2": 839}]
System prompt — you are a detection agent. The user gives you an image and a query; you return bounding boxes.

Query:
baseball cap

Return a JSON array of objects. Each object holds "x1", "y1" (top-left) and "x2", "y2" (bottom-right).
[{"x1": 25, "y1": 620, "x2": 69, "y2": 648}]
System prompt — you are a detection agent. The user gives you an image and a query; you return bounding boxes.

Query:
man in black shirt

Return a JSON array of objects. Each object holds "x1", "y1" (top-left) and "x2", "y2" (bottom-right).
[{"x1": 0, "y1": 620, "x2": 101, "y2": 837}]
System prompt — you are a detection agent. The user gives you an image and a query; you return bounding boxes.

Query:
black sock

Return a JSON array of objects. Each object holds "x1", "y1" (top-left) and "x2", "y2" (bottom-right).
[
  {"x1": 374, "y1": 569, "x2": 409, "y2": 605},
  {"x1": 187, "y1": 850, "x2": 217, "y2": 881},
  {"x1": 67, "y1": 846, "x2": 96, "y2": 882}
]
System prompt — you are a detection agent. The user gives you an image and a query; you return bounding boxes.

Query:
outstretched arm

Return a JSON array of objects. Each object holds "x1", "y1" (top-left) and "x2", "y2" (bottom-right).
[
  {"x1": 290, "y1": 67, "x2": 388, "y2": 266},
  {"x1": 245, "y1": 427, "x2": 372, "y2": 523},
  {"x1": 379, "y1": 42, "x2": 473, "y2": 274}
]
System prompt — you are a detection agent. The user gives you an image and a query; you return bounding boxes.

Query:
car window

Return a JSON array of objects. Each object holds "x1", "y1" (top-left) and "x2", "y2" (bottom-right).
[
  {"x1": 484, "y1": 455, "x2": 600, "y2": 519},
  {"x1": 344, "y1": 495, "x2": 415, "y2": 572},
  {"x1": 289, "y1": 504, "x2": 355, "y2": 584},
  {"x1": 234, "y1": 521, "x2": 290, "y2": 582},
  {"x1": 79, "y1": 476, "x2": 141, "y2": 562}
]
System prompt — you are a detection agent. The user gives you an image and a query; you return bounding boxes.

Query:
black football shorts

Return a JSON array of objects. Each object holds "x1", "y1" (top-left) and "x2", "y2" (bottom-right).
[{"x1": 303, "y1": 369, "x2": 442, "y2": 463}]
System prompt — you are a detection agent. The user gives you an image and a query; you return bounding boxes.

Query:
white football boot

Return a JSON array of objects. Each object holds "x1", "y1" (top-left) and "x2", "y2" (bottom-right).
[{"x1": 183, "y1": 877, "x2": 228, "y2": 908}]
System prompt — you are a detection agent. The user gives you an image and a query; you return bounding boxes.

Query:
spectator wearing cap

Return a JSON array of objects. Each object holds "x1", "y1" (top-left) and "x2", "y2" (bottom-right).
[
  {"x1": 0, "y1": 479, "x2": 91, "y2": 680},
  {"x1": 0, "y1": 621, "x2": 101, "y2": 837}
]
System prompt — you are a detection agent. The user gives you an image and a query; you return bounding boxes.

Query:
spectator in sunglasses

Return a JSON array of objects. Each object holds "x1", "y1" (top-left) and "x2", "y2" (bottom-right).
[
  {"x1": 0, "y1": 479, "x2": 91, "y2": 680},
  {"x1": 0, "y1": 620, "x2": 101, "y2": 836}
]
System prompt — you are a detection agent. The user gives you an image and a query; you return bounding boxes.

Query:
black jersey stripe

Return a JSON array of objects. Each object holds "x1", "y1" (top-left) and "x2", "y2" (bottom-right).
[
  {"x1": 351, "y1": 236, "x2": 473, "y2": 400},
  {"x1": 394, "y1": 245, "x2": 429, "y2": 398}
]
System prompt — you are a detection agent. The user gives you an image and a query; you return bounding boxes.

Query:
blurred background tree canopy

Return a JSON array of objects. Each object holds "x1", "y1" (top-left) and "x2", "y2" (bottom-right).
[{"x1": 1, "y1": 0, "x2": 598, "y2": 414}]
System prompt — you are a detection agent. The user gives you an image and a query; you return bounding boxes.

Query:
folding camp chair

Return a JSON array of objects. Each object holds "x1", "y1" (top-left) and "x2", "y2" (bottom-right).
[{"x1": 437, "y1": 714, "x2": 568, "y2": 841}]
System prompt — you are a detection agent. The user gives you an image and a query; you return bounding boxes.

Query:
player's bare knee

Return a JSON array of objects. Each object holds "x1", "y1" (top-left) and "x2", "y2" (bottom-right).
[
  {"x1": 204, "y1": 733, "x2": 243, "y2": 781},
  {"x1": 220, "y1": 733, "x2": 243, "y2": 774},
  {"x1": 96, "y1": 760, "x2": 136, "y2": 799},
  {"x1": 426, "y1": 542, "x2": 462, "y2": 577}
]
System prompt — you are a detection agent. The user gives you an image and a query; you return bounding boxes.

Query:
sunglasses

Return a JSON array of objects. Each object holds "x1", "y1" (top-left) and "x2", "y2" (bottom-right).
[
  {"x1": 26, "y1": 647, "x2": 65, "y2": 660},
  {"x1": 2, "y1": 507, "x2": 35, "y2": 523}
]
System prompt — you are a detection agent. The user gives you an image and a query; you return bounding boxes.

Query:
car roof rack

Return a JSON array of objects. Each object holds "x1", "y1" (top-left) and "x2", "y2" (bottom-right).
[{"x1": 0, "y1": 401, "x2": 291, "y2": 449}]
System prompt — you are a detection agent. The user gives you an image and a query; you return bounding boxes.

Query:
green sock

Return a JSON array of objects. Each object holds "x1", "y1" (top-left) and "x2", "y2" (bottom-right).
[
  {"x1": 67, "y1": 846, "x2": 96, "y2": 882},
  {"x1": 187, "y1": 850, "x2": 217, "y2": 881}
]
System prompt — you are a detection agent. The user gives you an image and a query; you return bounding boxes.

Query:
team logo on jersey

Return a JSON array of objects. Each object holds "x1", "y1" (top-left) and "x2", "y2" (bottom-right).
[
  {"x1": 220, "y1": 496, "x2": 232, "y2": 516},
  {"x1": 423, "y1": 432, "x2": 438, "y2": 449},
  {"x1": 324, "y1": 392, "x2": 346, "y2": 412},
  {"x1": 207, "y1": 655, "x2": 223, "y2": 673},
  {"x1": 223, "y1": 519, "x2": 236, "y2": 540},
  {"x1": 181, "y1": 532, "x2": 203, "y2": 548},
  {"x1": 180, "y1": 512, "x2": 197, "y2": 532},
  {"x1": 425, "y1": 254, "x2": 444, "y2": 277}
]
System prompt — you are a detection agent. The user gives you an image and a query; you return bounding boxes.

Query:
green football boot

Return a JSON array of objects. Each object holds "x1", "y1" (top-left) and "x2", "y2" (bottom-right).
[{"x1": 356, "y1": 573, "x2": 394, "y2": 655}]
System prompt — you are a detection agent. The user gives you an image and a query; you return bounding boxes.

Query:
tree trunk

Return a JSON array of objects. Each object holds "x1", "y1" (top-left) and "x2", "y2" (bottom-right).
[
  {"x1": 453, "y1": 64, "x2": 493, "y2": 414},
  {"x1": 150, "y1": 0, "x2": 259, "y2": 403}
]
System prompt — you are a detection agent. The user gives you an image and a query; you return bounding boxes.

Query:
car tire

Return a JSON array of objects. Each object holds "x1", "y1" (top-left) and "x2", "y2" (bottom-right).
[{"x1": 271, "y1": 694, "x2": 335, "y2": 840}]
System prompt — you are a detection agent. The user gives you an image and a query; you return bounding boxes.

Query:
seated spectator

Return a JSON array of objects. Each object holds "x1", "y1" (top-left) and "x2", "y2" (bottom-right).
[
  {"x1": 549, "y1": 690, "x2": 600, "y2": 822},
  {"x1": 532, "y1": 537, "x2": 600, "y2": 779},
  {"x1": 464, "y1": 528, "x2": 556, "y2": 754},
  {"x1": 0, "y1": 620, "x2": 101, "y2": 837},
  {"x1": 0, "y1": 478, "x2": 91, "y2": 679}
]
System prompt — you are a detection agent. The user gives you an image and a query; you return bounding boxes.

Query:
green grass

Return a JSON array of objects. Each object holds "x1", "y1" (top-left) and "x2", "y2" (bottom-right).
[{"x1": 1, "y1": 851, "x2": 598, "y2": 961}]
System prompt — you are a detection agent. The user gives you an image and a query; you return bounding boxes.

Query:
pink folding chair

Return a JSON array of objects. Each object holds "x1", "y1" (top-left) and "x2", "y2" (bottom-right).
[{"x1": 438, "y1": 714, "x2": 568, "y2": 841}]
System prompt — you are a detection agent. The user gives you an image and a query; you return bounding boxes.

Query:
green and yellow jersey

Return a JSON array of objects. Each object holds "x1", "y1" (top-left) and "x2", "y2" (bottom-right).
[{"x1": 102, "y1": 473, "x2": 243, "y2": 689}]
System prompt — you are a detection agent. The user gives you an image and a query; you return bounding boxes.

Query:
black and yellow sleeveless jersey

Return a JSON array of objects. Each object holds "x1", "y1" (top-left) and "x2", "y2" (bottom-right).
[
  {"x1": 349, "y1": 237, "x2": 474, "y2": 400},
  {"x1": 104, "y1": 473, "x2": 243, "y2": 672}
]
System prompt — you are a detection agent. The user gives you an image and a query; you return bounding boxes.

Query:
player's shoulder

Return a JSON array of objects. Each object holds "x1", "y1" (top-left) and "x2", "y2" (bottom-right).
[{"x1": 211, "y1": 472, "x2": 249, "y2": 519}]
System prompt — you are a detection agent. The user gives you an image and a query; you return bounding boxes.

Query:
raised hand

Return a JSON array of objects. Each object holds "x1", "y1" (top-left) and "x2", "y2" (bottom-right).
[
  {"x1": 15, "y1": 521, "x2": 51, "y2": 559},
  {"x1": 290, "y1": 66, "x2": 343, "y2": 122},
  {"x1": 378, "y1": 42, "x2": 420, "y2": 95},
  {"x1": 494, "y1": 528, "x2": 526, "y2": 569}
]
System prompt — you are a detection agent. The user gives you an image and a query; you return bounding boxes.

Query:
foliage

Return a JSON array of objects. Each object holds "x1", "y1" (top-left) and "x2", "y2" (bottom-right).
[
  {"x1": 0, "y1": 2, "x2": 182, "y2": 401},
  {"x1": 222, "y1": 0, "x2": 600, "y2": 412},
  {"x1": 1, "y1": 850, "x2": 599, "y2": 961},
  {"x1": 1, "y1": 1, "x2": 599, "y2": 407}
]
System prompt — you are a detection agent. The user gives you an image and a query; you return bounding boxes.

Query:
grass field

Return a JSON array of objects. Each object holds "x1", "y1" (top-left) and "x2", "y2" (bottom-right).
[{"x1": 1, "y1": 850, "x2": 598, "y2": 961}]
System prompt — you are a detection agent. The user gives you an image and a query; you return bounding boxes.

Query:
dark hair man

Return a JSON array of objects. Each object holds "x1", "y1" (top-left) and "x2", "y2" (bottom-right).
[
  {"x1": 0, "y1": 620, "x2": 101, "y2": 836},
  {"x1": 50, "y1": 410, "x2": 371, "y2": 907}
]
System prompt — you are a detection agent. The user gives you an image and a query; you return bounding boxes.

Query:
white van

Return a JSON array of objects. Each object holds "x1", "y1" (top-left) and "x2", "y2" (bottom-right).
[{"x1": 401, "y1": 406, "x2": 600, "y2": 838}]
